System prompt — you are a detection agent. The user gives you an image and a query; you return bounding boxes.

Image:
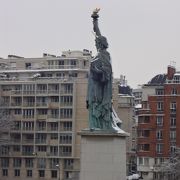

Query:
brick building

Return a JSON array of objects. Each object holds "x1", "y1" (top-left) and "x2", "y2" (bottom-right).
[{"x1": 137, "y1": 65, "x2": 180, "y2": 180}]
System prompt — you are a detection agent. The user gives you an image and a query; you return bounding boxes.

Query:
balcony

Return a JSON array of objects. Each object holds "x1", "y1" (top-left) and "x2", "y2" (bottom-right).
[
  {"x1": 60, "y1": 90, "x2": 73, "y2": 95},
  {"x1": 36, "y1": 90, "x2": 48, "y2": 95},
  {"x1": 36, "y1": 102, "x2": 48, "y2": 107},
  {"x1": 22, "y1": 152, "x2": 34, "y2": 156},
  {"x1": 49, "y1": 102, "x2": 60, "y2": 108},
  {"x1": 36, "y1": 127, "x2": 46, "y2": 132},
  {"x1": 11, "y1": 90, "x2": 22, "y2": 96},
  {"x1": 11, "y1": 103, "x2": 21, "y2": 107},
  {"x1": 48, "y1": 115, "x2": 59, "y2": 120},
  {"x1": 35, "y1": 139, "x2": 47, "y2": 144},
  {"x1": 23, "y1": 115, "x2": 34, "y2": 120},
  {"x1": 48, "y1": 90, "x2": 59, "y2": 95},
  {"x1": 59, "y1": 152, "x2": 72, "y2": 157},
  {"x1": 22, "y1": 139, "x2": 34, "y2": 144},
  {"x1": 23, "y1": 91, "x2": 35, "y2": 95},
  {"x1": 48, "y1": 139, "x2": 59, "y2": 145},
  {"x1": 23, "y1": 102, "x2": 35, "y2": 107},
  {"x1": 37, "y1": 115, "x2": 47, "y2": 120}
]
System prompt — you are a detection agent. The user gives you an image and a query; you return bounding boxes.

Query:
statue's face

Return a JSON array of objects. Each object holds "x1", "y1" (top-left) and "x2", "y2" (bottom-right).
[{"x1": 95, "y1": 36, "x2": 108, "y2": 50}]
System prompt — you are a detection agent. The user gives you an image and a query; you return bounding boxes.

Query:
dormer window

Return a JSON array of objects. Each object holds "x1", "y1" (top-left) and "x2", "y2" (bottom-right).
[{"x1": 156, "y1": 89, "x2": 164, "y2": 95}]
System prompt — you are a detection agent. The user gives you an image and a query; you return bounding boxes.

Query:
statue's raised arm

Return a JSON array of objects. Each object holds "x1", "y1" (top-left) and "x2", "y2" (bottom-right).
[{"x1": 91, "y1": 8, "x2": 101, "y2": 37}]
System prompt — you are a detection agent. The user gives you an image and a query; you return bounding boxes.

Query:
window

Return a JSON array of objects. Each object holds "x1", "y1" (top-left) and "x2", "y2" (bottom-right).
[
  {"x1": 13, "y1": 158, "x2": 21, "y2": 167},
  {"x1": 15, "y1": 109, "x2": 21, "y2": 115},
  {"x1": 59, "y1": 60, "x2": 64, "y2": 66},
  {"x1": 23, "y1": 110, "x2": 34, "y2": 119},
  {"x1": 39, "y1": 170, "x2": 45, "y2": 177},
  {"x1": 14, "y1": 121, "x2": 21, "y2": 130},
  {"x1": 37, "y1": 84, "x2": 47, "y2": 93},
  {"x1": 60, "y1": 108, "x2": 73, "y2": 119},
  {"x1": 170, "y1": 102, "x2": 176, "y2": 113},
  {"x1": 14, "y1": 169, "x2": 20, "y2": 177},
  {"x1": 156, "y1": 130, "x2": 163, "y2": 140},
  {"x1": 37, "y1": 109, "x2": 47, "y2": 115},
  {"x1": 27, "y1": 170, "x2": 32, "y2": 177},
  {"x1": 138, "y1": 157, "x2": 149, "y2": 166},
  {"x1": 23, "y1": 84, "x2": 35, "y2": 94},
  {"x1": 70, "y1": 60, "x2": 77, "y2": 66},
  {"x1": 50, "y1": 146, "x2": 58, "y2": 156},
  {"x1": 138, "y1": 144, "x2": 150, "y2": 151},
  {"x1": 23, "y1": 121, "x2": 34, "y2": 131},
  {"x1": 170, "y1": 143, "x2": 176, "y2": 154},
  {"x1": 156, "y1": 144, "x2": 163, "y2": 154},
  {"x1": 50, "y1": 122, "x2": 58, "y2": 131},
  {"x1": 156, "y1": 89, "x2": 164, "y2": 95},
  {"x1": 25, "y1": 159, "x2": 33, "y2": 168},
  {"x1": 170, "y1": 130, "x2": 176, "y2": 140},
  {"x1": 2, "y1": 169, "x2": 8, "y2": 176},
  {"x1": 170, "y1": 117, "x2": 176, "y2": 127},
  {"x1": 37, "y1": 146, "x2": 47, "y2": 152},
  {"x1": 0, "y1": 146, "x2": 9, "y2": 155},
  {"x1": 61, "y1": 84, "x2": 73, "y2": 94},
  {"x1": 171, "y1": 88, "x2": 177, "y2": 95},
  {"x1": 138, "y1": 130, "x2": 150, "y2": 138},
  {"x1": 138, "y1": 116, "x2": 150, "y2": 124},
  {"x1": 50, "y1": 158, "x2": 59, "y2": 168},
  {"x1": 51, "y1": 109, "x2": 59, "y2": 118},
  {"x1": 157, "y1": 102, "x2": 163, "y2": 111},
  {"x1": 64, "y1": 159, "x2": 73, "y2": 169},
  {"x1": 156, "y1": 116, "x2": 163, "y2": 126},
  {"x1": 25, "y1": 63, "x2": 31, "y2": 69},
  {"x1": 144, "y1": 158, "x2": 149, "y2": 166},
  {"x1": 1, "y1": 158, "x2": 9, "y2": 167},
  {"x1": 60, "y1": 96, "x2": 73, "y2": 106},
  {"x1": 10, "y1": 62, "x2": 16, "y2": 68},
  {"x1": 59, "y1": 146, "x2": 72, "y2": 156},
  {"x1": 60, "y1": 133, "x2": 72, "y2": 144},
  {"x1": 51, "y1": 170, "x2": 57, "y2": 178},
  {"x1": 51, "y1": 96, "x2": 59, "y2": 102},
  {"x1": 37, "y1": 121, "x2": 46, "y2": 131},
  {"x1": 56, "y1": 73, "x2": 65, "y2": 78},
  {"x1": 50, "y1": 133, "x2": 58, "y2": 140},
  {"x1": 37, "y1": 158, "x2": 46, "y2": 168},
  {"x1": 13, "y1": 145, "x2": 20, "y2": 152},
  {"x1": 36, "y1": 134, "x2": 46, "y2": 144},
  {"x1": 60, "y1": 122, "x2": 72, "y2": 131},
  {"x1": 22, "y1": 146, "x2": 33, "y2": 155}
]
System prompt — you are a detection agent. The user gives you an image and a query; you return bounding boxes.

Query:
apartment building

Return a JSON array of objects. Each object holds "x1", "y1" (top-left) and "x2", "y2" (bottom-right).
[
  {"x1": 0, "y1": 50, "x2": 92, "y2": 180},
  {"x1": 113, "y1": 77, "x2": 136, "y2": 174},
  {"x1": 137, "y1": 65, "x2": 180, "y2": 180}
]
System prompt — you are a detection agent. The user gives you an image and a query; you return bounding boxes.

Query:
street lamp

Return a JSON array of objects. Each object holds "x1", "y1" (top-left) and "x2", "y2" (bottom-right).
[{"x1": 56, "y1": 164, "x2": 60, "y2": 180}]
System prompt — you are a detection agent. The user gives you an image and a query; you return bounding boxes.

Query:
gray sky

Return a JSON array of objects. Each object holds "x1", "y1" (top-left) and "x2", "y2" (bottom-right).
[{"x1": 0, "y1": 0, "x2": 180, "y2": 88}]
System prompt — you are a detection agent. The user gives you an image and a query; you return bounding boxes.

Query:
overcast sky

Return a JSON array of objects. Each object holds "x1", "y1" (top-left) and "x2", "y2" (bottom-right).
[{"x1": 0, "y1": 0, "x2": 180, "y2": 88}]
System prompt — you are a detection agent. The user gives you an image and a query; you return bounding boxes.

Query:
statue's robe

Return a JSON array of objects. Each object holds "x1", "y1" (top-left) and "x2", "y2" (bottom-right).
[{"x1": 87, "y1": 50, "x2": 113, "y2": 130}]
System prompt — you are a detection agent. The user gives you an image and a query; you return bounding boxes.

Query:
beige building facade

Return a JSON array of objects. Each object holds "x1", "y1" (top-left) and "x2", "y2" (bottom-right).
[{"x1": 0, "y1": 50, "x2": 91, "y2": 180}]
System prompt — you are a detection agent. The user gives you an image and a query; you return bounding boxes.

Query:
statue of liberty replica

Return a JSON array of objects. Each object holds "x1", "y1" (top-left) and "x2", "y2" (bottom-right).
[
  {"x1": 87, "y1": 8, "x2": 121, "y2": 131},
  {"x1": 80, "y1": 10, "x2": 127, "y2": 180}
]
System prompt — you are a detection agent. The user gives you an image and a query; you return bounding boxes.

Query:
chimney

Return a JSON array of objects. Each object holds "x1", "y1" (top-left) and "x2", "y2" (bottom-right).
[{"x1": 167, "y1": 65, "x2": 176, "y2": 80}]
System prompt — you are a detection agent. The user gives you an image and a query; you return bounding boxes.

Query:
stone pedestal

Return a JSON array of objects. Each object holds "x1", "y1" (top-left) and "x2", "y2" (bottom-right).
[{"x1": 79, "y1": 130, "x2": 128, "y2": 180}]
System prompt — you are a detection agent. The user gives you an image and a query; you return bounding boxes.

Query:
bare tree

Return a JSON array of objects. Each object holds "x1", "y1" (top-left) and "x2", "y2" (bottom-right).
[{"x1": 160, "y1": 147, "x2": 180, "y2": 180}]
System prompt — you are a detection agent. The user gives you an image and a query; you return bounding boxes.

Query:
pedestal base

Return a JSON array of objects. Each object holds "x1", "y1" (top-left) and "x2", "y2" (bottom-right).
[{"x1": 79, "y1": 130, "x2": 128, "y2": 180}]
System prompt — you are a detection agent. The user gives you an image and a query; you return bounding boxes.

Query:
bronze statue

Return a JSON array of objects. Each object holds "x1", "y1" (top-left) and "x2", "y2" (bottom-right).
[{"x1": 87, "y1": 9, "x2": 114, "y2": 130}]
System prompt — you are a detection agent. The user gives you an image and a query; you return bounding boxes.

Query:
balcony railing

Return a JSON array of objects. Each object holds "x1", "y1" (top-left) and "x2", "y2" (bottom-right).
[{"x1": 22, "y1": 152, "x2": 34, "y2": 156}]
